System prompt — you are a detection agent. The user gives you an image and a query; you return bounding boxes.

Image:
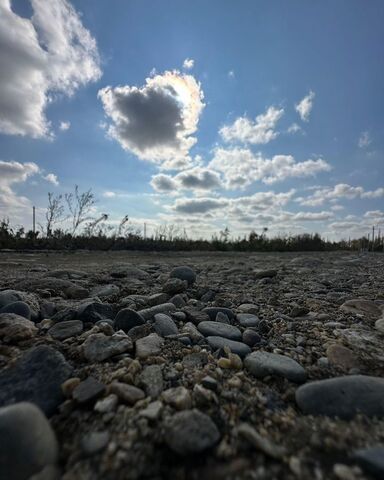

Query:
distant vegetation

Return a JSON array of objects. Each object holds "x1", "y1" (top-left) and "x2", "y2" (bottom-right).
[{"x1": 1, "y1": 186, "x2": 382, "y2": 252}]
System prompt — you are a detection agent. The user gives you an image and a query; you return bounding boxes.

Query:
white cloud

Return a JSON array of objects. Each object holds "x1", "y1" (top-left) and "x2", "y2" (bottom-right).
[
  {"x1": 0, "y1": 160, "x2": 40, "y2": 212},
  {"x1": 98, "y1": 70, "x2": 205, "y2": 169},
  {"x1": 228, "y1": 70, "x2": 235, "y2": 78},
  {"x1": 102, "y1": 191, "x2": 117, "y2": 198},
  {"x1": 59, "y1": 121, "x2": 71, "y2": 131},
  {"x1": 209, "y1": 147, "x2": 331, "y2": 189},
  {"x1": 364, "y1": 210, "x2": 384, "y2": 220},
  {"x1": 358, "y1": 131, "x2": 372, "y2": 148},
  {"x1": 151, "y1": 167, "x2": 222, "y2": 193},
  {"x1": 0, "y1": 0, "x2": 101, "y2": 138},
  {"x1": 173, "y1": 197, "x2": 228, "y2": 214},
  {"x1": 287, "y1": 123, "x2": 303, "y2": 134},
  {"x1": 43, "y1": 173, "x2": 59, "y2": 186},
  {"x1": 297, "y1": 183, "x2": 384, "y2": 206},
  {"x1": 295, "y1": 91, "x2": 315, "y2": 122},
  {"x1": 220, "y1": 106, "x2": 284, "y2": 145},
  {"x1": 182, "y1": 58, "x2": 194, "y2": 70}
]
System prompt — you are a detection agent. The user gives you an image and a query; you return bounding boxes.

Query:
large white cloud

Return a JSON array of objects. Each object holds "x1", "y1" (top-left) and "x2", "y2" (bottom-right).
[
  {"x1": 0, "y1": 160, "x2": 40, "y2": 212},
  {"x1": 295, "y1": 91, "x2": 315, "y2": 122},
  {"x1": 209, "y1": 147, "x2": 331, "y2": 189},
  {"x1": 220, "y1": 106, "x2": 283, "y2": 145},
  {"x1": 98, "y1": 70, "x2": 205, "y2": 169},
  {"x1": 151, "y1": 167, "x2": 222, "y2": 193},
  {"x1": 297, "y1": 183, "x2": 384, "y2": 206},
  {"x1": 0, "y1": 0, "x2": 101, "y2": 138}
]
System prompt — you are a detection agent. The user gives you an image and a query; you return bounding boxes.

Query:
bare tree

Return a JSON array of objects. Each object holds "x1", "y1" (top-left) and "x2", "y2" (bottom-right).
[
  {"x1": 45, "y1": 192, "x2": 65, "y2": 237},
  {"x1": 85, "y1": 213, "x2": 109, "y2": 237},
  {"x1": 117, "y1": 215, "x2": 130, "y2": 237},
  {"x1": 65, "y1": 185, "x2": 95, "y2": 236}
]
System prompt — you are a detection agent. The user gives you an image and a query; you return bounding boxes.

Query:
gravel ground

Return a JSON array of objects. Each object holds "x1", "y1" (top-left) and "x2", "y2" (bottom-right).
[{"x1": 0, "y1": 250, "x2": 383, "y2": 480}]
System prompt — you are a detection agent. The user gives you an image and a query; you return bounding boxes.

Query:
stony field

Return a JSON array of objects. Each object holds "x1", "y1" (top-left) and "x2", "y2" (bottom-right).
[{"x1": 0, "y1": 250, "x2": 384, "y2": 480}]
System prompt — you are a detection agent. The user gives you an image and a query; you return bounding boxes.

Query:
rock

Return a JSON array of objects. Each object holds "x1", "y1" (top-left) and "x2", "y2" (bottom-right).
[
  {"x1": 0, "y1": 313, "x2": 37, "y2": 342},
  {"x1": 0, "y1": 301, "x2": 31, "y2": 319},
  {"x1": 110, "y1": 265, "x2": 150, "y2": 280},
  {"x1": 165, "y1": 409, "x2": 220, "y2": 455},
  {"x1": 236, "y1": 313, "x2": 260, "y2": 327},
  {"x1": 61, "y1": 378, "x2": 81, "y2": 398},
  {"x1": 206, "y1": 336, "x2": 251, "y2": 358},
  {"x1": 94, "y1": 394, "x2": 118, "y2": 413},
  {"x1": 109, "y1": 382, "x2": 145, "y2": 405},
  {"x1": 183, "y1": 308, "x2": 210, "y2": 325},
  {"x1": 163, "y1": 278, "x2": 188, "y2": 295},
  {"x1": 375, "y1": 318, "x2": 384, "y2": 334},
  {"x1": 242, "y1": 329, "x2": 261, "y2": 346},
  {"x1": 83, "y1": 333, "x2": 133, "y2": 362},
  {"x1": 201, "y1": 376, "x2": 218, "y2": 391},
  {"x1": 198, "y1": 321, "x2": 242, "y2": 340},
  {"x1": 326, "y1": 344, "x2": 358, "y2": 370},
  {"x1": 0, "y1": 289, "x2": 24, "y2": 308},
  {"x1": 139, "y1": 365, "x2": 164, "y2": 398},
  {"x1": 340, "y1": 299, "x2": 382, "y2": 318},
  {"x1": 202, "y1": 307, "x2": 235, "y2": 321},
  {"x1": 237, "y1": 423, "x2": 286, "y2": 459},
  {"x1": 354, "y1": 445, "x2": 384, "y2": 479},
  {"x1": 180, "y1": 322, "x2": 204, "y2": 343},
  {"x1": 77, "y1": 302, "x2": 114, "y2": 323},
  {"x1": 81, "y1": 431, "x2": 109, "y2": 456},
  {"x1": 238, "y1": 304, "x2": 259, "y2": 314},
  {"x1": 139, "y1": 400, "x2": 163, "y2": 420},
  {"x1": 169, "y1": 294, "x2": 186, "y2": 308},
  {"x1": 91, "y1": 284, "x2": 120, "y2": 298},
  {"x1": 253, "y1": 269, "x2": 278, "y2": 279},
  {"x1": 72, "y1": 377, "x2": 106, "y2": 404},
  {"x1": 0, "y1": 402, "x2": 58, "y2": 480},
  {"x1": 65, "y1": 285, "x2": 89, "y2": 300},
  {"x1": 170, "y1": 266, "x2": 196, "y2": 286},
  {"x1": 127, "y1": 323, "x2": 152, "y2": 342},
  {"x1": 0, "y1": 346, "x2": 73, "y2": 416},
  {"x1": 244, "y1": 351, "x2": 307, "y2": 383},
  {"x1": 48, "y1": 320, "x2": 83, "y2": 340},
  {"x1": 182, "y1": 352, "x2": 208, "y2": 368},
  {"x1": 215, "y1": 312, "x2": 230, "y2": 324},
  {"x1": 154, "y1": 313, "x2": 178, "y2": 337},
  {"x1": 162, "y1": 387, "x2": 192, "y2": 410},
  {"x1": 114, "y1": 308, "x2": 145, "y2": 332},
  {"x1": 147, "y1": 293, "x2": 170, "y2": 306},
  {"x1": 138, "y1": 303, "x2": 176, "y2": 321},
  {"x1": 136, "y1": 333, "x2": 164, "y2": 359},
  {"x1": 296, "y1": 375, "x2": 384, "y2": 419},
  {"x1": 43, "y1": 269, "x2": 87, "y2": 279}
]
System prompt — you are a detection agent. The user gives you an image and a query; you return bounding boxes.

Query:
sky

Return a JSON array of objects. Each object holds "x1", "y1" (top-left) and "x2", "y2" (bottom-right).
[{"x1": 0, "y1": 0, "x2": 383, "y2": 240}]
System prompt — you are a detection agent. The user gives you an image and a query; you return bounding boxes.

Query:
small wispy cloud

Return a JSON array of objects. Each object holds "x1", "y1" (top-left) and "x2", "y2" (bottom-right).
[
  {"x1": 228, "y1": 70, "x2": 235, "y2": 78},
  {"x1": 358, "y1": 131, "x2": 372, "y2": 148},
  {"x1": 295, "y1": 90, "x2": 315, "y2": 122},
  {"x1": 59, "y1": 121, "x2": 71, "y2": 131},
  {"x1": 44, "y1": 173, "x2": 59, "y2": 186},
  {"x1": 182, "y1": 58, "x2": 194, "y2": 70}
]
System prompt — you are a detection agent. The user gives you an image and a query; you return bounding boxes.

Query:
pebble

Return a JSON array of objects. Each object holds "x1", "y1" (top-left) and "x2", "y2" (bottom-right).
[
  {"x1": 77, "y1": 302, "x2": 114, "y2": 323},
  {"x1": 138, "y1": 303, "x2": 176, "y2": 321},
  {"x1": 242, "y1": 328, "x2": 261, "y2": 346},
  {"x1": 244, "y1": 351, "x2": 307, "y2": 383},
  {"x1": 0, "y1": 345, "x2": 73, "y2": 416},
  {"x1": 109, "y1": 382, "x2": 145, "y2": 405},
  {"x1": 72, "y1": 376, "x2": 106, "y2": 404},
  {"x1": 170, "y1": 266, "x2": 196, "y2": 286},
  {"x1": 326, "y1": 344, "x2": 358, "y2": 370},
  {"x1": 83, "y1": 333, "x2": 133, "y2": 362},
  {"x1": 81, "y1": 431, "x2": 110, "y2": 456},
  {"x1": 0, "y1": 289, "x2": 23, "y2": 308},
  {"x1": 139, "y1": 365, "x2": 164, "y2": 398},
  {"x1": 135, "y1": 333, "x2": 164, "y2": 359},
  {"x1": 91, "y1": 284, "x2": 119, "y2": 298},
  {"x1": 375, "y1": 318, "x2": 384, "y2": 334},
  {"x1": 296, "y1": 375, "x2": 384, "y2": 419},
  {"x1": 0, "y1": 301, "x2": 31, "y2": 319},
  {"x1": 170, "y1": 294, "x2": 186, "y2": 308},
  {"x1": 354, "y1": 445, "x2": 384, "y2": 479},
  {"x1": 0, "y1": 313, "x2": 37, "y2": 342},
  {"x1": 237, "y1": 423, "x2": 286, "y2": 459},
  {"x1": 163, "y1": 278, "x2": 188, "y2": 294},
  {"x1": 0, "y1": 402, "x2": 58, "y2": 480},
  {"x1": 236, "y1": 313, "x2": 260, "y2": 327},
  {"x1": 94, "y1": 394, "x2": 118, "y2": 413},
  {"x1": 139, "y1": 400, "x2": 163, "y2": 420},
  {"x1": 48, "y1": 320, "x2": 83, "y2": 340},
  {"x1": 114, "y1": 308, "x2": 145, "y2": 332},
  {"x1": 165, "y1": 409, "x2": 220, "y2": 455},
  {"x1": 206, "y1": 336, "x2": 251, "y2": 358},
  {"x1": 198, "y1": 321, "x2": 242, "y2": 340},
  {"x1": 203, "y1": 307, "x2": 235, "y2": 321},
  {"x1": 253, "y1": 269, "x2": 278, "y2": 279},
  {"x1": 340, "y1": 299, "x2": 382, "y2": 318},
  {"x1": 162, "y1": 387, "x2": 192, "y2": 410},
  {"x1": 154, "y1": 313, "x2": 178, "y2": 337}
]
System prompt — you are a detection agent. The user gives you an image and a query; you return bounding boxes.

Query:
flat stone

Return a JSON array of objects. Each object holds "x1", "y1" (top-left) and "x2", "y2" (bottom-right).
[
  {"x1": 138, "y1": 303, "x2": 176, "y2": 321},
  {"x1": 198, "y1": 321, "x2": 242, "y2": 340},
  {"x1": 43, "y1": 269, "x2": 87, "y2": 279},
  {"x1": 48, "y1": 320, "x2": 83, "y2": 341},
  {"x1": 206, "y1": 336, "x2": 251, "y2": 358},
  {"x1": 135, "y1": 333, "x2": 164, "y2": 359},
  {"x1": 296, "y1": 375, "x2": 384, "y2": 419},
  {"x1": 202, "y1": 307, "x2": 235, "y2": 321},
  {"x1": 139, "y1": 365, "x2": 164, "y2": 398},
  {"x1": 170, "y1": 266, "x2": 196, "y2": 286},
  {"x1": 0, "y1": 301, "x2": 31, "y2": 319},
  {"x1": 0, "y1": 402, "x2": 58, "y2": 480},
  {"x1": 72, "y1": 377, "x2": 106, "y2": 404},
  {"x1": 91, "y1": 284, "x2": 120, "y2": 298},
  {"x1": 114, "y1": 308, "x2": 145, "y2": 333},
  {"x1": 253, "y1": 269, "x2": 278, "y2": 279},
  {"x1": 244, "y1": 351, "x2": 307, "y2": 383},
  {"x1": 109, "y1": 382, "x2": 145, "y2": 405},
  {"x1": 77, "y1": 302, "x2": 114, "y2": 323},
  {"x1": 127, "y1": 323, "x2": 152, "y2": 342},
  {"x1": 110, "y1": 265, "x2": 150, "y2": 279},
  {"x1": 0, "y1": 346, "x2": 73, "y2": 416},
  {"x1": 147, "y1": 293, "x2": 170, "y2": 306},
  {"x1": 0, "y1": 313, "x2": 37, "y2": 342},
  {"x1": 83, "y1": 333, "x2": 133, "y2": 362},
  {"x1": 354, "y1": 445, "x2": 384, "y2": 479},
  {"x1": 162, "y1": 387, "x2": 192, "y2": 410},
  {"x1": 165, "y1": 409, "x2": 220, "y2": 455},
  {"x1": 183, "y1": 308, "x2": 210, "y2": 325},
  {"x1": 238, "y1": 304, "x2": 259, "y2": 314},
  {"x1": 326, "y1": 344, "x2": 358, "y2": 370},
  {"x1": 81, "y1": 431, "x2": 109, "y2": 456},
  {"x1": 340, "y1": 299, "x2": 382, "y2": 318},
  {"x1": 154, "y1": 313, "x2": 178, "y2": 337},
  {"x1": 237, "y1": 313, "x2": 260, "y2": 327},
  {"x1": 170, "y1": 294, "x2": 186, "y2": 308}
]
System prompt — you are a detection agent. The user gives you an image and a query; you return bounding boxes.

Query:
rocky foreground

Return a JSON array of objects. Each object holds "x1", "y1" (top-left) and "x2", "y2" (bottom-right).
[{"x1": 0, "y1": 250, "x2": 384, "y2": 480}]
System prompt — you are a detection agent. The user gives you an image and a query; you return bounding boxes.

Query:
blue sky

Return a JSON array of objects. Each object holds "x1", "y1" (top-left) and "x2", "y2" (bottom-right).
[{"x1": 0, "y1": 0, "x2": 383, "y2": 239}]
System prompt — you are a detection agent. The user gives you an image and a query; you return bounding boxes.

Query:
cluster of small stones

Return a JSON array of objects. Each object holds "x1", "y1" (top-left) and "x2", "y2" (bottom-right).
[{"x1": 0, "y1": 251, "x2": 384, "y2": 480}]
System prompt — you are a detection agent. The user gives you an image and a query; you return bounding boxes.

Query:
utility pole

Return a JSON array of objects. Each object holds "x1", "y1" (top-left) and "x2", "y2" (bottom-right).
[
  {"x1": 372, "y1": 225, "x2": 375, "y2": 252},
  {"x1": 144, "y1": 222, "x2": 147, "y2": 239},
  {"x1": 32, "y1": 206, "x2": 36, "y2": 236}
]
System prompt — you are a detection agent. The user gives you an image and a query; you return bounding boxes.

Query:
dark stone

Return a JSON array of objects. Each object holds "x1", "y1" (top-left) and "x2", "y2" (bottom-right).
[
  {"x1": 296, "y1": 375, "x2": 384, "y2": 419},
  {"x1": 202, "y1": 307, "x2": 235, "y2": 321},
  {"x1": 0, "y1": 290, "x2": 23, "y2": 308},
  {"x1": 154, "y1": 313, "x2": 179, "y2": 337},
  {"x1": 114, "y1": 308, "x2": 145, "y2": 332},
  {"x1": 354, "y1": 445, "x2": 384, "y2": 479},
  {"x1": 0, "y1": 346, "x2": 73, "y2": 416},
  {"x1": 77, "y1": 302, "x2": 114, "y2": 323},
  {"x1": 48, "y1": 320, "x2": 83, "y2": 340},
  {"x1": 237, "y1": 313, "x2": 260, "y2": 327},
  {"x1": 182, "y1": 352, "x2": 208, "y2": 368},
  {"x1": 253, "y1": 269, "x2": 278, "y2": 279},
  {"x1": 242, "y1": 329, "x2": 261, "y2": 346},
  {"x1": 183, "y1": 308, "x2": 210, "y2": 325},
  {"x1": 72, "y1": 377, "x2": 106, "y2": 404},
  {"x1": 139, "y1": 365, "x2": 164, "y2": 398},
  {"x1": 0, "y1": 301, "x2": 31, "y2": 320},
  {"x1": 245, "y1": 351, "x2": 307, "y2": 383},
  {"x1": 138, "y1": 303, "x2": 176, "y2": 321},
  {"x1": 170, "y1": 266, "x2": 196, "y2": 286},
  {"x1": 206, "y1": 336, "x2": 251, "y2": 358},
  {"x1": 197, "y1": 321, "x2": 242, "y2": 340}
]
